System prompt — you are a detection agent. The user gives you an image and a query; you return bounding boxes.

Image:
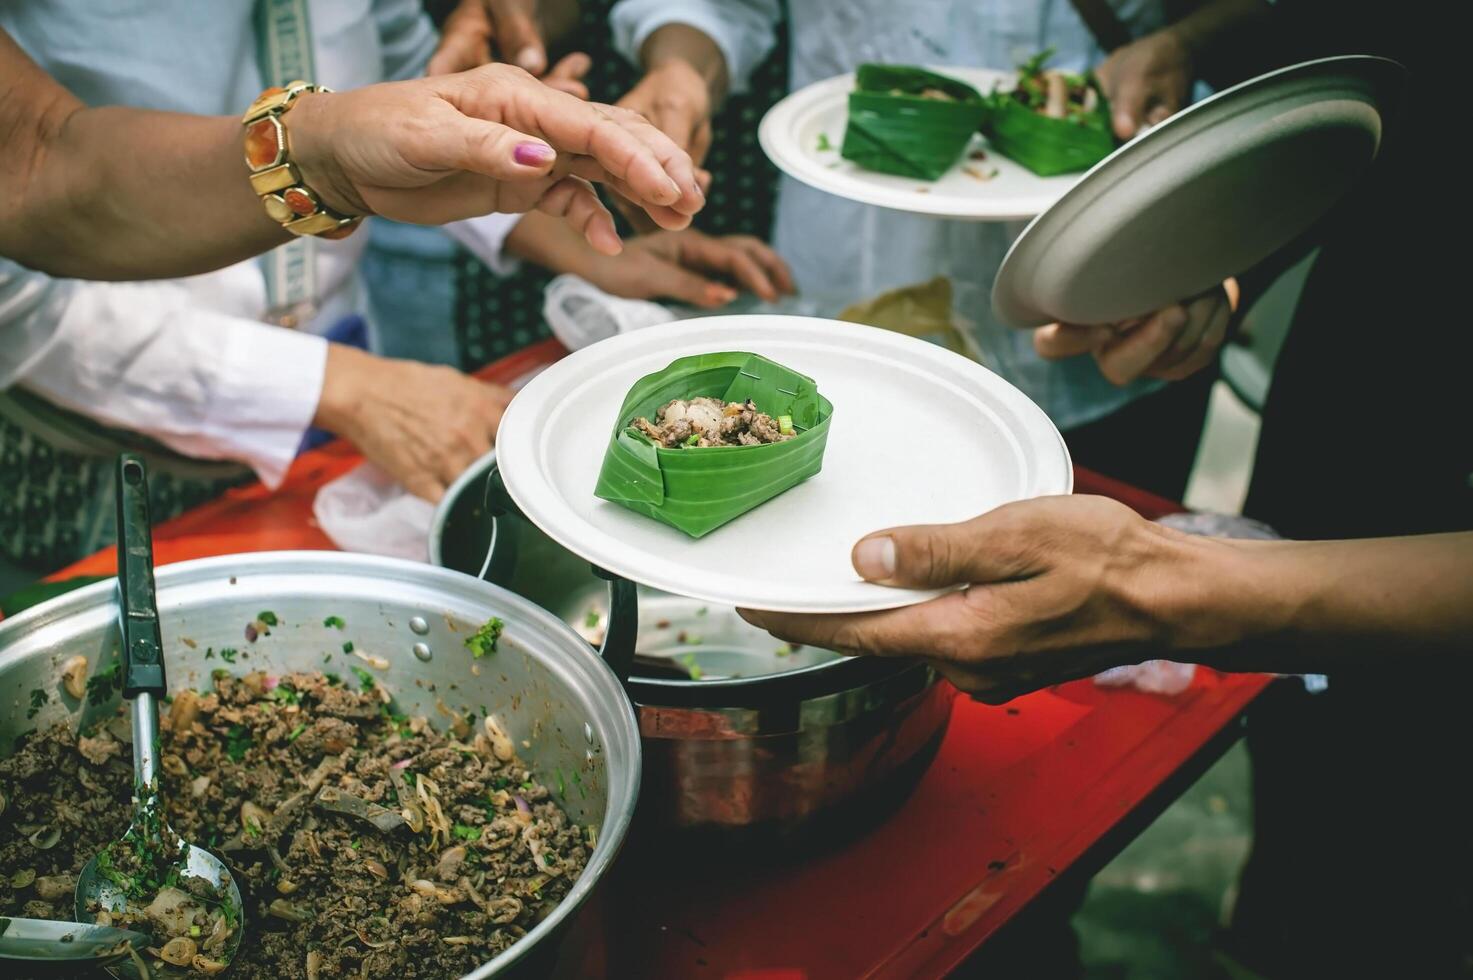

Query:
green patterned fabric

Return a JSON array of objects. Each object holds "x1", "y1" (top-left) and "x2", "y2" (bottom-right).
[
  {"x1": 0, "y1": 415, "x2": 245, "y2": 572},
  {"x1": 454, "y1": 0, "x2": 791, "y2": 370}
]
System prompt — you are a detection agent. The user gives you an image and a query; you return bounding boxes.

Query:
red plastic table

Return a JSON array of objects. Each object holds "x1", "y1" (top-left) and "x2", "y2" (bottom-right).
[{"x1": 24, "y1": 339, "x2": 1270, "y2": 978}]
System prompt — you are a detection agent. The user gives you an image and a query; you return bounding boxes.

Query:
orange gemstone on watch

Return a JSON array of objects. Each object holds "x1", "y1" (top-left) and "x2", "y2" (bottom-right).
[
  {"x1": 282, "y1": 187, "x2": 318, "y2": 216},
  {"x1": 244, "y1": 117, "x2": 284, "y2": 170}
]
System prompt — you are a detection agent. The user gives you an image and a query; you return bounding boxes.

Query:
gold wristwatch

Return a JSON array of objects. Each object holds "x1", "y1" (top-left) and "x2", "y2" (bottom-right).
[{"x1": 242, "y1": 81, "x2": 362, "y2": 240}]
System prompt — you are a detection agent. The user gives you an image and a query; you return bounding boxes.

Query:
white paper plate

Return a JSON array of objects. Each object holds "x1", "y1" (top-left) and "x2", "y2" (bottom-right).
[
  {"x1": 495, "y1": 317, "x2": 1072, "y2": 614},
  {"x1": 757, "y1": 67, "x2": 1082, "y2": 221},
  {"x1": 993, "y1": 55, "x2": 1405, "y2": 328}
]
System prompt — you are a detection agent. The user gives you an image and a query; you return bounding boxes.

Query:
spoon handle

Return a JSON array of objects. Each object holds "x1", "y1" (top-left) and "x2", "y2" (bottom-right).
[{"x1": 116, "y1": 454, "x2": 166, "y2": 701}]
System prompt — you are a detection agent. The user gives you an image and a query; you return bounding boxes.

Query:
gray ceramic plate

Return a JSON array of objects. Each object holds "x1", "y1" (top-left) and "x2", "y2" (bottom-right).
[{"x1": 992, "y1": 55, "x2": 1406, "y2": 328}]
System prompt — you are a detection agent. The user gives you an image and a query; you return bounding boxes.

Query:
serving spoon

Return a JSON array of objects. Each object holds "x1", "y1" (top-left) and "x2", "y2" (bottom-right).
[
  {"x1": 73, "y1": 455, "x2": 244, "y2": 972},
  {"x1": 0, "y1": 916, "x2": 151, "y2": 971}
]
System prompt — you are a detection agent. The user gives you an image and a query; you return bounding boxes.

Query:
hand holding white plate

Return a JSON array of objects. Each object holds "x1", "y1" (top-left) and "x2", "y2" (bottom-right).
[
  {"x1": 759, "y1": 67, "x2": 1083, "y2": 221},
  {"x1": 495, "y1": 317, "x2": 1072, "y2": 614}
]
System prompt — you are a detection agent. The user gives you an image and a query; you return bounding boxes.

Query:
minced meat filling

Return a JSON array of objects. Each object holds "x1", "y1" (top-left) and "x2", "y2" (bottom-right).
[
  {"x1": 0, "y1": 670, "x2": 590, "y2": 978},
  {"x1": 630, "y1": 396, "x2": 794, "y2": 448}
]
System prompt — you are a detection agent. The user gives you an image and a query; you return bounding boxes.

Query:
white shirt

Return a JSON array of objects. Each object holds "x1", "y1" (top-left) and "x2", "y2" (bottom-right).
[
  {"x1": 0, "y1": 0, "x2": 520, "y2": 487},
  {"x1": 611, "y1": 0, "x2": 1169, "y2": 430}
]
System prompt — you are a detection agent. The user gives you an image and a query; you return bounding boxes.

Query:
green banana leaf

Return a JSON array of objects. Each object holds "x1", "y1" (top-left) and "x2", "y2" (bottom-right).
[
  {"x1": 594, "y1": 353, "x2": 834, "y2": 538},
  {"x1": 982, "y1": 72, "x2": 1115, "y2": 176},
  {"x1": 841, "y1": 64, "x2": 987, "y2": 180}
]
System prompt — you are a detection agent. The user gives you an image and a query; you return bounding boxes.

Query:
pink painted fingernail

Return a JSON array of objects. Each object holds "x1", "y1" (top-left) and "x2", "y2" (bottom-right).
[
  {"x1": 854, "y1": 536, "x2": 897, "y2": 581},
  {"x1": 514, "y1": 142, "x2": 555, "y2": 167}
]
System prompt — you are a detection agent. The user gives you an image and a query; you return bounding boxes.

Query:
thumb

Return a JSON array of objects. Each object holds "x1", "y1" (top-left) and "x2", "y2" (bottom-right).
[
  {"x1": 852, "y1": 510, "x2": 1039, "y2": 588},
  {"x1": 1034, "y1": 322, "x2": 1111, "y2": 360},
  {"x1": 1110, "y1": 78, "x2": 1148, "y2": 141},
  {"x1": 427, "y1": 115, "x2": 559, "y2": 179}
]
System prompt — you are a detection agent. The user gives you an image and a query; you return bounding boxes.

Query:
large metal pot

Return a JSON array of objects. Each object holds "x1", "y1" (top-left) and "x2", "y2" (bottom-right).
[
  {"x1": 431, "y1": 453, "x2": 955, "y2": 846},
  {"x1": 0, "y1": 551, "x2": 640, "y2": 978}
]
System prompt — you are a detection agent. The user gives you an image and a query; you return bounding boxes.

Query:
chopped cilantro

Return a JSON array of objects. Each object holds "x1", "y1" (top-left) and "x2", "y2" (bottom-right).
[
  {"x1": 85, "y1": 657, "x2": 124, "y2": 706},
  {"x1": 556, "y1": 769, "x2": 566, "y2": 797},
  {"x1": 218, "y1": 647, "x2": 238, "y2": 664},
  {"x1": 324, "y1": 672, "x2": 342, "y2": 686},
  {"x1": 270, "y1": 684, "x2": 300, "y2": 705},
  {"x1": 350, "y1": 666, "x2": 375, "y2": 690},
  {"x1": 464, "y1": 617, "x2": 505, "y2": 658},
  {"x1": 224, "y1": 724, "x2": 252, "y2": 761},
  {"x1": 257, "y1": 611, "x2": 279, "y2": 626},
  {"x1": 342, "y1": 641, "x2": 355, "y2": 654},
  {"x1": 583, "y1": 610, "x2": 600, "y2": 628},
  {"x1": 204, "y1": 647, "x2": 216, "y2": 660},
  {"x1": 453, "y1": 824, "x2": 482, "y2": 841},
  {"x1": 287, "y1": 723, "x2": 308, "y2": 743},
  {"x1": 817, "y1": 131, "x2": 834, "y2": 151},
  {"x1": 491, "y1": 775, "x2": 511, "y2": 791},
  {"x1": 323, "y1": 615, "x2": 346, "y2": 629},
  {"x1": 680, "y1": 653, "x2": 704, "y2": 680},
  {"x1": 26, "y1": 687, "x2": 49, "y2": 719}
]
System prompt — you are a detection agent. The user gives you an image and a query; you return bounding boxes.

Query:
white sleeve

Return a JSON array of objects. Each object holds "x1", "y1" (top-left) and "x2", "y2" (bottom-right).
[
  {"x1": 442, "y1": 212, "x2": 524, "y2": 277},
  {"x1": 372, "y1": 0, "x2": 441, "y2": 81},
  {"x1": 4, "y1": 265, "x2": 327, "y2": 489},
  {"x1": 609, "y1": 0, "x2": 782, "y2": 95},
  {"x1": 0, "y1": 258, "x2": 72, "y2": 390}
]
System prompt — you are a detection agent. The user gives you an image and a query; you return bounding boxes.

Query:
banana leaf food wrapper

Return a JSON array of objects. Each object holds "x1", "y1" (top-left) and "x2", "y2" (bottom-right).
[
  {"x1": 982, "y1": 49, "x2": 1115, "y2": 176},
  {"x1": 841, "y1": 64, "x2": 988, "y2": 180},
  {"x1": 595, "y1": 353, "x2": 833, "y2": 538}
]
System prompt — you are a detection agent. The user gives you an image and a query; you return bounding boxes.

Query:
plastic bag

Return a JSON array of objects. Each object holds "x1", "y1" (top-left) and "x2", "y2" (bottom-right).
[
  {"x1": 542, "y1": 275, "x2": 677, "y2": 351},
  {"x1": 312, "y1": 463, "x2": 435, "y2": 562}
]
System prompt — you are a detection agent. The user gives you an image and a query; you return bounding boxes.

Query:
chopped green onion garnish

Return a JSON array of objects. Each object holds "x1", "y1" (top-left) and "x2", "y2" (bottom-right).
[
  {"x1": 778, "y1": 415, "x2": 795, "y2": 436},
  {"x1": 685, "y1": 434, "x2": 700, "y2": 446},
  {"x1": 342, "y1": 641, "x2": 354, "y2": 654},
  {"x1": 323, "y1": 615, "x2": 346, "y2": 629},
  {"x1": 465, "y1": 617, "x2": 505, "y2": 658}
]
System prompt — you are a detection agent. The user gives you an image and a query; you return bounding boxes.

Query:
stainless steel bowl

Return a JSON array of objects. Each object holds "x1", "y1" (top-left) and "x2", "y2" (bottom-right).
[
  {"x1": 0, "y1": 551, "x2": 640, "y2": 978},
  {"x1": 431, "y1": 453, "x2": 955, "y2": 845}
]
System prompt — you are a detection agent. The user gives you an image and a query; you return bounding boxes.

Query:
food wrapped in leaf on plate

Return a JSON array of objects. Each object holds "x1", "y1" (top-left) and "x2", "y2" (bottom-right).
[
  {"x1": 595, "y1": 353, "x2": 833, "y2": 538},
  {"x1": 841, "y1": 64, "x2": 988, "y2": 180},
  {"x1": 982, "y1": 49, "x2": 1116, "y2": 176}
]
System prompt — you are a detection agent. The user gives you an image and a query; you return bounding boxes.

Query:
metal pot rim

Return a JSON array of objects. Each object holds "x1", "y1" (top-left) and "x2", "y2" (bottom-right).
[
  {"x1": 0, "y1": 549, "x2": 640, "y2": 980},
  {"x1": 431, "y1": 453, "x2": 929, "y2": 707}
]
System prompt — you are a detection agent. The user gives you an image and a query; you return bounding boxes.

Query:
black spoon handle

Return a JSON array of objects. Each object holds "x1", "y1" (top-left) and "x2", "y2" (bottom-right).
[{"x1": 116, "y1": 454, "x2": 166, "y2": 699}]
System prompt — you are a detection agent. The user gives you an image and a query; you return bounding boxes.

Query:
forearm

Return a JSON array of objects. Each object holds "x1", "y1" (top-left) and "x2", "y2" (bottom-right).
[
  {"x1": 1164, "y1": 0, "x2": 1280, "y2": 88},
  {"x1": 0, "y1": 30, "x2": 286, "y2": 279},
  {"x1": 1162, "y1": 531, "x2": 1473, "y2": 672}
]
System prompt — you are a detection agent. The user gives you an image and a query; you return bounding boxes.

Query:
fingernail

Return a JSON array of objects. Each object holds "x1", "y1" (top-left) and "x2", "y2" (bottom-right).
[
  {"x1": 517, "y1": 48, "x2": 546, "y2": 74},
  {"x1": 664, "y1": 176, "x2": 682, "y2": 202},
  {"x1": 854, "y1": 536, "x2": 896, "y2": 581},
  {"x1": 514, "y1": 142, "x2": 555, "y2": 167},
  {"x1": 709, "y1": 286, "x2": 737, "y2": 304}
]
